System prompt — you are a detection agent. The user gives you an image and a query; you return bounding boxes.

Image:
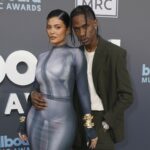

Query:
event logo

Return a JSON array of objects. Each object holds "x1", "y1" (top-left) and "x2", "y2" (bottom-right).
[
  {"x1": 0, "y1": 135, "x2": 30, "y2": 149},
  {"x1": 75, "y1": 0, "x2": 118, "y2": 18},
  {"x1": 0, "y1": 0, "x2": 4, "y2": 10},
  {"x1": 0, "y1": 50, "x2": 37, "y2": 86},
  {"x1": 0, "y1": 0, "x2": 41, "y2": 12},
  {"x1": 141, "y1": 64, "x2": 150, "y2": 83}
]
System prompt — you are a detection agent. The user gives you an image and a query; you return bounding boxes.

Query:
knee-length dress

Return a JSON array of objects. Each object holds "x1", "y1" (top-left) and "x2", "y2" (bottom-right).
[{"x1": 27, "y1": 45, "x2": 91, "y2": 150}]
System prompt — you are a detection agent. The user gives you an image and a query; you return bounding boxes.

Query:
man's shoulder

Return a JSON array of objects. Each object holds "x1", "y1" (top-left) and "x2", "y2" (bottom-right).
[{"x1": 102, "y1": 39, "x2": 126, "y2": 56}]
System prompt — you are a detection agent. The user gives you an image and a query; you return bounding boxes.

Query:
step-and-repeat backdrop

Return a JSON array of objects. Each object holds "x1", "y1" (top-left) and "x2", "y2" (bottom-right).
[{"x1": 0, "y1": 0, "x2": 149, "y2": 149}]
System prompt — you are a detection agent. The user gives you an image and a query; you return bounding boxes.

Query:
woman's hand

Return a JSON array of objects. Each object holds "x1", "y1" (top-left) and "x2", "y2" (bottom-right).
[
  {"x1": 87, "y1": 136, "x2": 98, "y2": 149},
  {"x1": 18, "y1": 132, "x2": 28, "y2": 141}
]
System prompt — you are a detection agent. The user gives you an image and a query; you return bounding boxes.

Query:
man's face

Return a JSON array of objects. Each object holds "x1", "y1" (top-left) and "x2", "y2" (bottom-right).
[{"x1": 72, "y1": 14, "x2": 97, "y2": 46}]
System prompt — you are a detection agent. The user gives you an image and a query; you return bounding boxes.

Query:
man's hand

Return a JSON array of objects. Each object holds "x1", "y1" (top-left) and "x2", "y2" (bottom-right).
[{"x1": 31, "y1": 91, "x2": 47, "y2": 110}]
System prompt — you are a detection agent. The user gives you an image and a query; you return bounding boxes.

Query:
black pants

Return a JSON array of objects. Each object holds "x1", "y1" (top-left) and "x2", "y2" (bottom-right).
[{"x1": 73, "y1": 111, "x2": 115, "y2": 150}]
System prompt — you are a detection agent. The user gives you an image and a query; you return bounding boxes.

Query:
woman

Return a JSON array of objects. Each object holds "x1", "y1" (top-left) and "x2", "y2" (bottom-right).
[{"x1": 18, "y1": 9, "x2": 97, "y2": 150}]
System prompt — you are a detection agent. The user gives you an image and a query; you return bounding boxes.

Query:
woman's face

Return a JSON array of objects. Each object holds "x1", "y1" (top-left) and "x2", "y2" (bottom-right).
[{"x1": 46, "y1": 17, "x2": 69, "y2": 46}]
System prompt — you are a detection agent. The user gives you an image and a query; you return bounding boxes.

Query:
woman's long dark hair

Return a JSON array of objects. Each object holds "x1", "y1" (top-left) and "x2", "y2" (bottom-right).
[{"x1": 47, "y1": 9, "x2": 70, "y2": 28}]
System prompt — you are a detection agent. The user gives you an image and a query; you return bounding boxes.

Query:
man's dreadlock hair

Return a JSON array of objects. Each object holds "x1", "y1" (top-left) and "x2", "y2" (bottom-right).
[{"x1": 70, "y1": 5, "x2": 99, "y2": 45}]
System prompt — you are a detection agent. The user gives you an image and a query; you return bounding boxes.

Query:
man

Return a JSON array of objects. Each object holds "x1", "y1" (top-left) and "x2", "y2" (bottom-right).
[{"x1": 30, "y1": 5, "x2": 133, "y2": 150}]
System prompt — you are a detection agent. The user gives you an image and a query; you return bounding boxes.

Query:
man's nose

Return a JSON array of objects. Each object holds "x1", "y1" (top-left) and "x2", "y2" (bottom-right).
[{"x1": 79, "y1": 28, "x2": 86, "y2": 37}]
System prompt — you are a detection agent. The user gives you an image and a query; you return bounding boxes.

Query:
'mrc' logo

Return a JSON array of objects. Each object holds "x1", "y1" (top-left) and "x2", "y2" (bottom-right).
[
  {"x1": 141, "y1": 64, "x2": 150, "y2": 83},
  {"x1": 75, "y1": 0, "x2": 118, "y2": 18}
]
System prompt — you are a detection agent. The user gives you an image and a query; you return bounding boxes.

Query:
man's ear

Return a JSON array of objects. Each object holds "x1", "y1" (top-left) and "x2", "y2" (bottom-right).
[{"x1": 94, "y1": 19, "x2": 98, "y2": 30}]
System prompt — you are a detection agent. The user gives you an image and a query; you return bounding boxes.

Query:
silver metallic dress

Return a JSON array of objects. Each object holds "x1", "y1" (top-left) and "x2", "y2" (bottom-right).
[{"x1": 26, "y1": 45, "x2": 91, "y2": 150}]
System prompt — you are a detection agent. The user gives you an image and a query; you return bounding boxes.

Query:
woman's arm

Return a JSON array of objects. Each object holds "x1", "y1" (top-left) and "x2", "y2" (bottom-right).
[{"x1": 73, "y1": 48, "x2": 98, "y2": 149}]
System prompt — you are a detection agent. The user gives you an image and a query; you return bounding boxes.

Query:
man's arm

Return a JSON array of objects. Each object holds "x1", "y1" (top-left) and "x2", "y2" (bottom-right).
[
  {"x1": 30, "y1": 79, "x2": 47, "y2": 110},
  {"x1": 30, "y1": 90, "x2": 47, "y2": 110},
  {"x1": 104, "y1": 50, "x2": 133, "y2": 128}
]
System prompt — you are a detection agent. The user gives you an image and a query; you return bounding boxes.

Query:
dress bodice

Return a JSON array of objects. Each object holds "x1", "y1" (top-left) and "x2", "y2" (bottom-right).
[{"x1": 34, "y1": 45, "x2": 91, "y2": 114}]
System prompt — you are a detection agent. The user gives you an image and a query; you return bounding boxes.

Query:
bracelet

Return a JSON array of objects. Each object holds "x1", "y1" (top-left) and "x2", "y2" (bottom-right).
[
  {"x1": 83, "y1": 122, "x2": 94, "y2": 128},
  {"x1": 83, "y1": 114, "x2": 93, "y2": 120},
  {"x1": 19, "y1": 116, "x2": 26, "y2": 123},
  {"x1": 83, "y1": 114, "x2": 94, "y2": 128}
]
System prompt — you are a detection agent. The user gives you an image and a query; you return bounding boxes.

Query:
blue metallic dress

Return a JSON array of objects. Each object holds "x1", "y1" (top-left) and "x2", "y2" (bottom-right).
[{"x1": 26, "y1": 45, "x2": 92, "y2": 150}]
